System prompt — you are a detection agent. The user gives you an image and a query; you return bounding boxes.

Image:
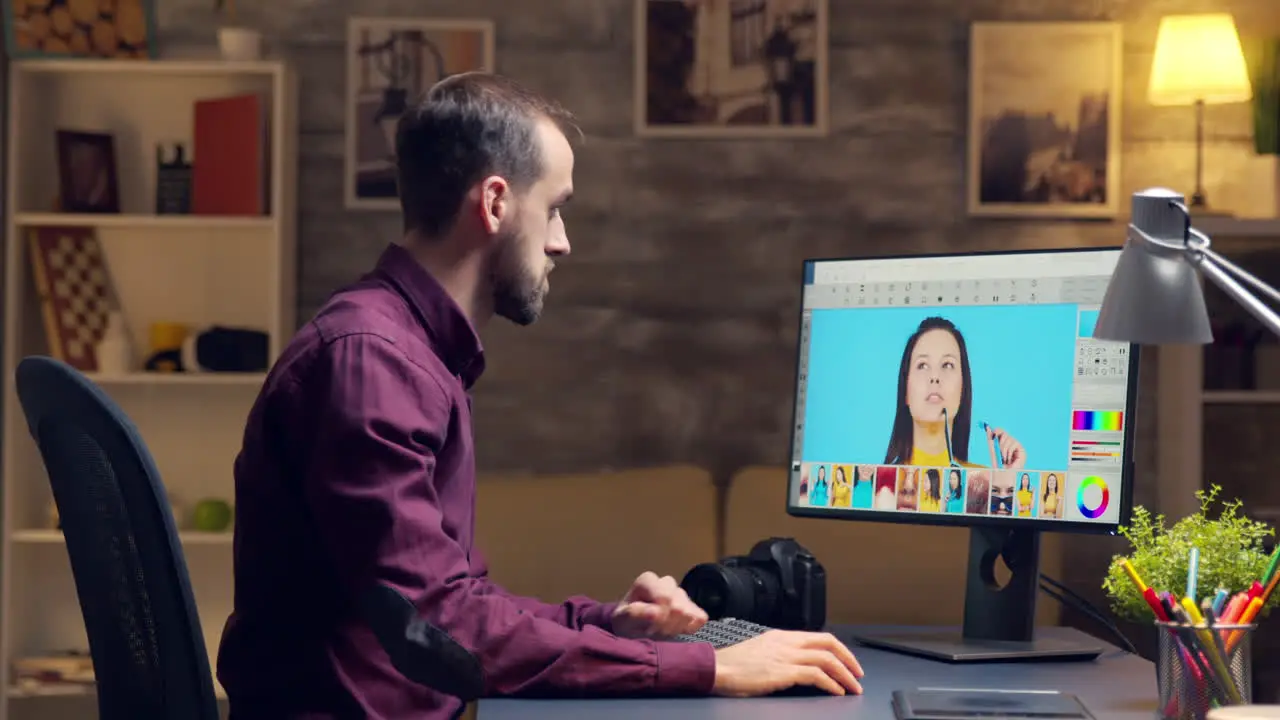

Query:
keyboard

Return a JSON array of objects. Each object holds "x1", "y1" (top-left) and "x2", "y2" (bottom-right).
[{"x1": 672, "y1": 617, "x2": 772, "y2": 649}]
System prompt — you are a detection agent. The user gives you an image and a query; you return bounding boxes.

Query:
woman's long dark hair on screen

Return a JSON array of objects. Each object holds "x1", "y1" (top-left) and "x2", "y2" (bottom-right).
[{"x1": 883, "y1": 316, "x2": 973, "y2": 465}]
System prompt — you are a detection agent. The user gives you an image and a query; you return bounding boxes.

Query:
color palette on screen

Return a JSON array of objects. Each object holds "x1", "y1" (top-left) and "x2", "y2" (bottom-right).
[
  {"x1": 1076, "y1": 475, "x2": 1110, "y2": 519},
  {"x1": 1072, "y1": 410, "x2": 1123, "y2": 432}
]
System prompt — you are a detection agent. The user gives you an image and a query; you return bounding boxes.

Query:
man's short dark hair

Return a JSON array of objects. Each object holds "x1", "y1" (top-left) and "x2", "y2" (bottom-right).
[{"x1": 395, "y1": 72, "x2": 577, "y2": 237}]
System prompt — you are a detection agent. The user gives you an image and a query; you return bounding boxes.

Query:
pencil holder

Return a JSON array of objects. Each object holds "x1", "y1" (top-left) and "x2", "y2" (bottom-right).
[{"x1": 1155, "y1": 621, "x2": 1254, "y2": 720}]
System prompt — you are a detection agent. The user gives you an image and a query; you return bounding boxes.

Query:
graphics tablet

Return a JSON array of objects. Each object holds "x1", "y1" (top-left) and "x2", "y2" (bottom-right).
[{"x1": 892, "y1": 688, "x2": 1095, "y2": 720}]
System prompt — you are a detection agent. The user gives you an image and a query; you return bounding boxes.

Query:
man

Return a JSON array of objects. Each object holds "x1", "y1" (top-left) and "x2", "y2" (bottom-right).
[{"x1": 217, "y1": 72, "x2": 863, "y2": 719}]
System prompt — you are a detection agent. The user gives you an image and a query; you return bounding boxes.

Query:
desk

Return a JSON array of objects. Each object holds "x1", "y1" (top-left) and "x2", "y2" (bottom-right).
[{"x1": 477, "y1": 626, "x2": 1157, "y2": 720}]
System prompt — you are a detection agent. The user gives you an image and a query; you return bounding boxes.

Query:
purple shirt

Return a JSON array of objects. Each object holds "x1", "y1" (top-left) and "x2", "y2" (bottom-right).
[{"x1": 216, "y1": 244, "x2": 716, "y2": 719}]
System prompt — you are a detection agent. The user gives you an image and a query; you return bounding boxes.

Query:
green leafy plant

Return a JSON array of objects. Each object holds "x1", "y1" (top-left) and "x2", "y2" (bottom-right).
[{"x1": 1103, "y1": 485, "x2": 1277, "y2": 622}]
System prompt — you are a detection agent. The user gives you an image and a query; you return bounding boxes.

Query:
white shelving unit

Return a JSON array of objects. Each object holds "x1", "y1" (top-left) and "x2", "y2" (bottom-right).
[
  {"x1": 1155, "y1": 217, "x2": 1280, "y2": 520},
  {"x1": 0, "y1": 59, "x2": 297, "y2": 720}
]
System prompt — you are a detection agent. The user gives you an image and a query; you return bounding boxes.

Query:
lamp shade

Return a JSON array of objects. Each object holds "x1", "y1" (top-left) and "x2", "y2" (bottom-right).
[
  {"x1": 1093, "y1": 188, "x2": 1214, "y2": 344},
  {"x1": 1148, "y1": 13, "x2": 1253, "y2": 106}
]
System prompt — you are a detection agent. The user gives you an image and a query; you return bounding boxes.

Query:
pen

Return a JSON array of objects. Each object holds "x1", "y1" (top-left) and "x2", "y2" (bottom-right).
[
  {"x1": 1203, "y1": 604, "x2": 1234, "y2": 671},
  {"x1": 1116, "y1": 560, "x2": 1166, "y2": 621},
  {"x1": 1247, "y1": 581, "x2": 1264, "y2": 602},
  {"x1": 1226, "y1": 596, "x2": 1263, "y2": 654},
  {"x1": 1187, "y1": 547, "x2": 1200, "y2": 601},
  {"x1": 1169, "y1": 605, "x2": 1218, "y2": 706},
  {"x1": 1221, "y1": 593, "x2": 1247, "y2": 625},
  {"x1": 1157, "y1": 599, "x2": 1204, "y2": 715},
  {"x1": 1262, "y1": 566, "x2": 1280, "y2": 607},
  {"x1": 1211, "y1": 588, "x2": 1229, "y2": 616},
  {"x1": 1120, "y1": 558, "x2": 1147, "y2": 593},
  {"x1": 1263, "y1": 544, "x2": 1280, "y2": 587},
  {"x1": 1144, "y1": 588, "x2": 1169, "y2": 620},
  {"x1": 1180, "y1": 598, "x2": 1242, "y2": 704}
]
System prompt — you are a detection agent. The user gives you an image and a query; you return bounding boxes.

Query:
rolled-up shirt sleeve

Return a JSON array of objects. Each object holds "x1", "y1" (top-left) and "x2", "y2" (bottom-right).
[{"x1": 301, "y1": 333, "x2": 716, "y2": 697}]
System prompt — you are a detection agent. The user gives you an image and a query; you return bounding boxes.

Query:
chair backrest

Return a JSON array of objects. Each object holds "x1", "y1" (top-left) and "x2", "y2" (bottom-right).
[{"x1": 14, "y1": 356, "x2": 219, "y2": 720}]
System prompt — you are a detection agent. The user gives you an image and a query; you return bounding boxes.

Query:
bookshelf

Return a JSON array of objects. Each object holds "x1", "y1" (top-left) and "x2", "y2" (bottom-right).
[
  {"x1": 1155, "y1": 218, "x2": 1280, "y2": 518},
  {"x1": 0, "y1": 59, "x2": 297, "y2": 719}
]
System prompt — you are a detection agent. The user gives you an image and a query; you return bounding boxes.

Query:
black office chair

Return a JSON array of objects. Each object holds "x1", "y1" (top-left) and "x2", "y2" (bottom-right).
[
  {"x1": 15, "y1": 356, "x2": 486, "y2": 713},
  {"x1": 14, "y1": 356, "x2": 220, "y2": 720}
]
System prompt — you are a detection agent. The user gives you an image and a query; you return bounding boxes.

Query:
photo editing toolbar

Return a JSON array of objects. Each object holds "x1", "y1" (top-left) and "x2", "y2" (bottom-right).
[{"x1": 788, "y1": 250, "x2": 1133, "y2": 528}]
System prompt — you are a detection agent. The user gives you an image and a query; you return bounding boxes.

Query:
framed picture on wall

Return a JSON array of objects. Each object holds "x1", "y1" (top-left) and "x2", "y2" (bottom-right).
[
  {"x1": 635, "y1": 0, "x2": 829, "y2": 138},
  {"x1": 345, "y1": 17, "x2": 495, "y2": 210},
  {"x1": 967, "y1": 22, "x2": 1123, "y2": 219}
]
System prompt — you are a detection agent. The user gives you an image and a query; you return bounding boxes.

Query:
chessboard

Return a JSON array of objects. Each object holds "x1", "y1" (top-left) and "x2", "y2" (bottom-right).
[{"x1": 27, "y1": 226, "x2": 115, "y2": 372}]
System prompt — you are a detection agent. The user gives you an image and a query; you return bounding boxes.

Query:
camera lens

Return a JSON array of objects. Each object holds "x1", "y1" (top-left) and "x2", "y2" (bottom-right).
[{"x1": 680, "y1": 562, "x2": 780, "y2": 624}]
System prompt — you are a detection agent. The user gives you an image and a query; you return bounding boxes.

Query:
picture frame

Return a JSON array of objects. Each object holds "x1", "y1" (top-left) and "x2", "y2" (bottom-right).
[
  {"x1": 345, "y1": 17, "x2": 496, "y2": 210},
  {"x1": 2, "y1": 0, "x2": 159, "y2": 59},
  {"x1": 967, "y1": 22, "x2": 1123, "y2": 219},
  {"x1": 56, "y1": 130, "x2": 120, "y2": 214},
  {"x1": 634, "y1": 0, "x2": 829, "y2": 138}
]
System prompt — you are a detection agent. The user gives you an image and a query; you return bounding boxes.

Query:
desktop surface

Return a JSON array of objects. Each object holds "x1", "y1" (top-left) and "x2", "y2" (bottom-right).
[{"x1": 476, "y1": 626, "x2": 1158, "y2": 720}]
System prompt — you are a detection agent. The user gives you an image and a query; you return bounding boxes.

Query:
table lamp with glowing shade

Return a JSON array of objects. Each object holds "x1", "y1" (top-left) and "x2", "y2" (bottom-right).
[
  {"x1": 1148, "y1": 14, "x2": 1254, "y2": 211},
  {"x1": 1093, "y1": 187, "x2": 1280, "y2": 346}
]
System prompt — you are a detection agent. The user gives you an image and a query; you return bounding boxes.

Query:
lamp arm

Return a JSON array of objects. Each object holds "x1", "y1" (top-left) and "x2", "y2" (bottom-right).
[
  {"x1": 1194, "y1": 241, "x2": 1280, "y2": 307},
  {"x1": 1185, "y1": 247, "x2": 1280, "y2": 339}
]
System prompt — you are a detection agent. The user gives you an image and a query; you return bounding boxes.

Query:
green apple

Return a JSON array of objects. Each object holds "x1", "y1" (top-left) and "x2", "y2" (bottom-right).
[{"x1": 192, "y1": 498, "x2": 233, "y2": 532}]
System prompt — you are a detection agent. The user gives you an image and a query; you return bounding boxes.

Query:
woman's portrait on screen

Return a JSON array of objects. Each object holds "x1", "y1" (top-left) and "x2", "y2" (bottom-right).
[
  {"x1": 944, "y1": 467, "x2": 966, "y2": 513},
  {"x1": 831, "y1": 465, "x2": 852, "y2": 508},
  {"x1": 1040, "y1": 471, "x2": 1064, "y2": 518},
  {"x1": 966, "y1": 469, "x2": 991, "y2": 514},
  {"x1": 897, "y1": 468, "x2": 919, "y2": 511},
  {"x1": 873, "y1": 467, "x2": 897, "y2": 510},
  {"x1": 809, "y1": 464, "x2": 829, "y2": 506},
  {"x1": 919, "y1": 468, "x2": 942, "y2": 512},
  {"x1": 990, "y1": 471, "x2": 1014, "y2": 515},
  {"x1": 883, "y1": 317, "x2": 1026, "y2": 471},
  {"x1": 852, "y1": 465, "x2": 876, "y2": 509}
]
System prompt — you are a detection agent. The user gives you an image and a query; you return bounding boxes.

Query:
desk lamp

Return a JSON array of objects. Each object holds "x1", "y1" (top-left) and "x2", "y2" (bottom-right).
[
  {"x1": 1093, "y1": 187, "x2": 1280, "y2": 344},
  {"x1": 1148, "y1": 14, "x2": 1253, "y2": 211}
]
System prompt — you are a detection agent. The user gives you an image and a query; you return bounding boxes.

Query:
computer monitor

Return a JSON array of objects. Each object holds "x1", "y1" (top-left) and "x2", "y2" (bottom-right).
[{"x1": 786, "y1": 248, "x2": 1138, "y2": 663}]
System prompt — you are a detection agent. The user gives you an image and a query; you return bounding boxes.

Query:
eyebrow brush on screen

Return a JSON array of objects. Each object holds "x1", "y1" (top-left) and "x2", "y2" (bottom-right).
[
  {"x1": 981, "y1": 421, "x2": 1004, "y2": 469},
  {"x1": 941, "y1": 407, "x2": 959, "y2": 467}
]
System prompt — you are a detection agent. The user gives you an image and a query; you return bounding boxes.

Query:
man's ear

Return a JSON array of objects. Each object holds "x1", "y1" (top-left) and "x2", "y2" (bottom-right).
[{"x1": 478, "y1": 175, "x2": 510, "y2": 235}]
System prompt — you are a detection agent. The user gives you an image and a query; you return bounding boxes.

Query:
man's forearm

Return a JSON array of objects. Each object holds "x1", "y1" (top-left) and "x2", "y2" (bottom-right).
[
  {"x1": 475, "y1": 578, "x2": 618, "y2": 631},
  {"x1": 424, "y1": 577, "x2": 715, "y2": 697}
]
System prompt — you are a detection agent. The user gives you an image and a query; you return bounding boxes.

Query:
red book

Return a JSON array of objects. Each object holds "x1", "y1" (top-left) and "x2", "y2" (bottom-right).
[{"x1": 192, "y1": 93, "x2": 266, "y2": 215}]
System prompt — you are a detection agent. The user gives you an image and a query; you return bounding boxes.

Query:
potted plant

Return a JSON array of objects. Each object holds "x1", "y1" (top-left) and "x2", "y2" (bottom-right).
[
  {"x1": 1103, "y1": 485, "x2": 1276, "y2": 634},
  {"x1": 215, "y1": 0, "x2": 263, "y2": 61}
]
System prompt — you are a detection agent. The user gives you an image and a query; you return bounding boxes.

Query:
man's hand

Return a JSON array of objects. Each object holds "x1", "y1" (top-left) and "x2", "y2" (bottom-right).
[
  {"x1": 611, "y1": 571, "x2": 709, "y2": 639},
  {"x1": 712, "y1": 630, "x2": 864, "y2": 697}
]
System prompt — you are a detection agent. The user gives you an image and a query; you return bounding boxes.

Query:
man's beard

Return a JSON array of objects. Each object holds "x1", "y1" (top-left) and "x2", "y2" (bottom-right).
[{"x1": 489, "y1": 230, "x2": 547, "y2": 327}]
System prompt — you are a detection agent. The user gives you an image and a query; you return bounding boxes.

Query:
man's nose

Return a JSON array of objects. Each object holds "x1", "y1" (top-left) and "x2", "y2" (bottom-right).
[{"x1": 548, "y1": 234, "x2": 571, "y2": 257}]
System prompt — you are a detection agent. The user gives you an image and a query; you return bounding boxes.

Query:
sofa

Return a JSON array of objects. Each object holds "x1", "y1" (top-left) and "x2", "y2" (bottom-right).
[
  {"x1": 461, "y1": 465, "x2": 1067, "y2": 717},
  {"x1": 476, "y1": 464, "x2": 1065, "y2": 628}
]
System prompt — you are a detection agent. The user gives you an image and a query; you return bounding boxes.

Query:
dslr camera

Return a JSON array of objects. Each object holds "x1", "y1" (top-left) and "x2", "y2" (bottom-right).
[{"x1": 679, "y1": 537, "x2": 826, "y2": 631}]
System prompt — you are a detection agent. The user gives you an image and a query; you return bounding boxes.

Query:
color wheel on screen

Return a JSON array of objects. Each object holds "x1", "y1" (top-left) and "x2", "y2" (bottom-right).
[{"x1": 1076, "y1": 476, "x2": 1110, "y2": 519}]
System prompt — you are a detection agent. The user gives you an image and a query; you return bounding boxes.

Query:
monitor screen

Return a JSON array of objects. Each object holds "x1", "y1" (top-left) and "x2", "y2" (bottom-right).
[{"x1": 787, "y1": 248, "x2": 1136, "y2": 532}]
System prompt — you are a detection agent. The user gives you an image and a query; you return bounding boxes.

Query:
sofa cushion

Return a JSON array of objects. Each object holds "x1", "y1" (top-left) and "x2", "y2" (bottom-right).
[
  {"x1": 475, "y1": 465, "x2": 718, "y2": 604},
  {"x1": 724, "y1": 466, "x2": 1064, "y2": 627}
]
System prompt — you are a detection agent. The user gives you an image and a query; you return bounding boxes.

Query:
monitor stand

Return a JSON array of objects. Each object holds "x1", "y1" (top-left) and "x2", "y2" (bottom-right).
[{"x1": 851, "y1": 527, "x2": 1104, "y2": 663}]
